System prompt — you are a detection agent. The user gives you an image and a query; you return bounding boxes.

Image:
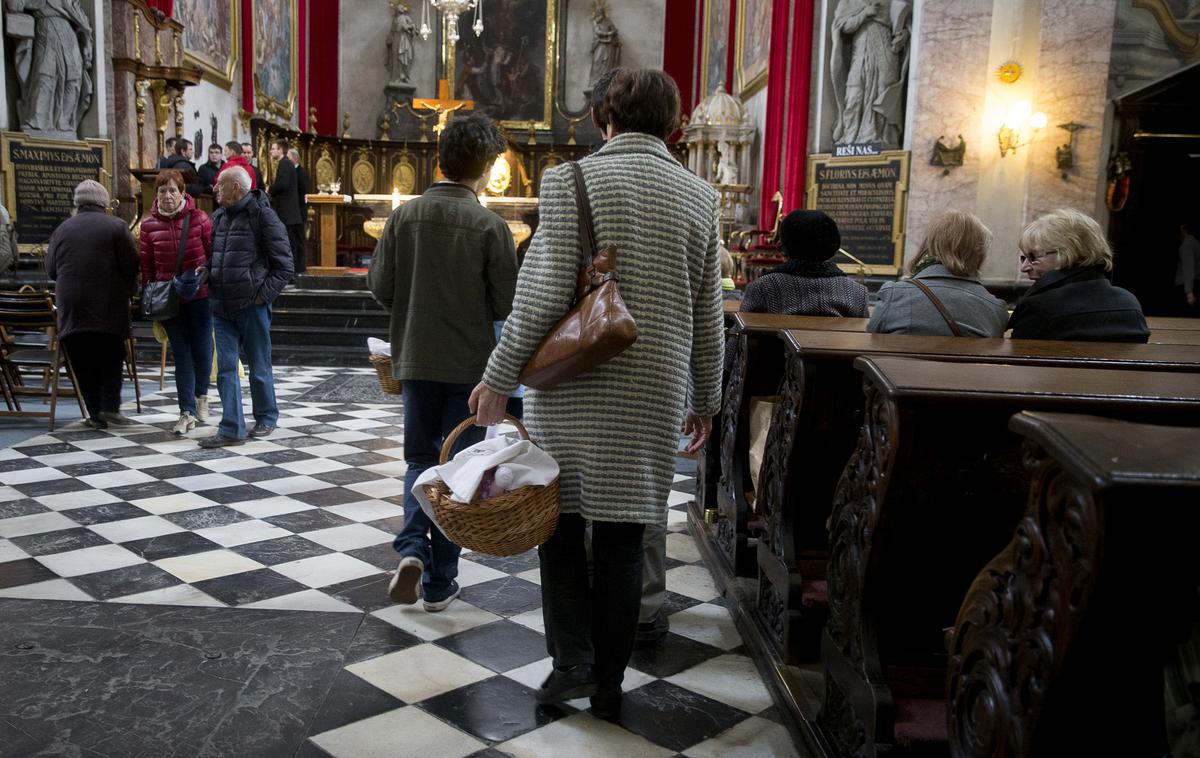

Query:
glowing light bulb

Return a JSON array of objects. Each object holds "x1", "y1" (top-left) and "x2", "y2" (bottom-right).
[
  {"x1": 419, "y1": 22, "x2": 431, "y2": 40},
  {"x1": 391, "y1": 188, "x2": 401, "y2": 210},
  {"x1": 473, "y1": 17, "x2": 483, "y2": 35},
  {"x1": 1029, "y1": 112, "x2": 1047, "y2": 129}
]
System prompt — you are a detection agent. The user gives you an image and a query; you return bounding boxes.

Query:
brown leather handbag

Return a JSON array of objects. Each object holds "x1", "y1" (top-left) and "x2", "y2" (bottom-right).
[{"x1": 518, "y1": 162, "x2": 637, "y2": 390}]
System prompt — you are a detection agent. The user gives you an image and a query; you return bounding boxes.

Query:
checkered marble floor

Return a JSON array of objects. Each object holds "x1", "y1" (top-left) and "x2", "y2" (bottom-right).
[{"x1": 0, "y1": 366, "x2": 802, "y2": 757}]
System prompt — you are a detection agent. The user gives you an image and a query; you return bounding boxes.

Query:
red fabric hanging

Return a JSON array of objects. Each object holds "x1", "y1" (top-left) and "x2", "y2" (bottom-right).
[
  {"x1": 663, "y1": 0, "x2": 699, "y2": 117},
  {"x1": 146, "y1": 0, "x2": 173, "y2": 15},
  {"x1": 298, "y1": 0, "x2": 308, "y2": 129},
  {"x1": 782, "y1": 1, "x2": 815, "y2": 211},
  {"x1": 241, "y1": 0, "x2": 254, "y2": 114},
  {"x1": 308, "y1": 1, "x2": 339, "y2": 136},
  {"x1": 725, "y1": 0, "x2": 737, "y2": 94},
  {"x1": 758, "y1": 0, "x2": 791, "y2": 225}
]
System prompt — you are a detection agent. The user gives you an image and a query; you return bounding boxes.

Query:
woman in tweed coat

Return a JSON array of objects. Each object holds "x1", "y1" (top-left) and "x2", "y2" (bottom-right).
[{"x1": 471, "y1": 69, "x2": 723, "y2": 718}]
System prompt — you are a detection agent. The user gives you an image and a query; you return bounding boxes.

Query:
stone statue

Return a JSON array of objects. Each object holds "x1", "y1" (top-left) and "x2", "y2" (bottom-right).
[
  {"x1": 829, "y1": 0, "x2": 911, "y2": 149},
  {"x1": 715, "y1": 141, "x2": 739, "y2": 186},
  {"x1": 589, "y1": 0, "x2": 621, "y2": 87},
  {"x1": 210, "y1": 113, "x2": 218, "y2": 148},
  {"x1": 5, "y1": 0, "x2": 94, "y2": 140},
  {"x1": 386, "y1": 3, "x2": 417, "y2": 86}
]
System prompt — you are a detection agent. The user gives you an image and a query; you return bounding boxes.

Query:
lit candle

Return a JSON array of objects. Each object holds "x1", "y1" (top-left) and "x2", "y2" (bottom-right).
[{"x1": 391, "y1": 188, "x2": 401, "y2": 211}]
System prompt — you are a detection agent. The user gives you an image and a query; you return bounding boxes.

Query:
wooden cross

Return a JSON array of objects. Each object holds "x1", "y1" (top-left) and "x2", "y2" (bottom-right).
[{"x1": 413, "y1": 79, "x2": 474, "y2": 136}]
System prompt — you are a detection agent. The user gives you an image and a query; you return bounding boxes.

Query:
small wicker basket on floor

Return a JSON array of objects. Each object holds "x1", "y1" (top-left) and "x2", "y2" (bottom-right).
[
  {"x1": 422, "y1": 415, "x2": 560, "y2": 556},
  {"x1": 368, "y1": 353, "x2": 403, "y2": 395}
]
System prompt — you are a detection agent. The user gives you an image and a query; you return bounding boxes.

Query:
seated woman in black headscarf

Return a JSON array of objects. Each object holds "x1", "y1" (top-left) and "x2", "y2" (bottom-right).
[{"x1": 739, "y1": 210, "x2": 868, "y2": 317}]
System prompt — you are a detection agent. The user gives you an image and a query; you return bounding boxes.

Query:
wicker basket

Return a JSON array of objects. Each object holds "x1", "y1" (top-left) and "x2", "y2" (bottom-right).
[
  {"x1": 422, "y1": 415, "x2": 560, "y2": 556},
  {"x1": 369, "y1": 353, "x2": 403, "y2": 394}
]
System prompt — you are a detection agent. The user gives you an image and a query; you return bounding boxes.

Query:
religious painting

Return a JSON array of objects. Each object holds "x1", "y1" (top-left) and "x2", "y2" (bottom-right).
[
  {"x1": 700, "y1": 0, "x2": 731, "y2": 97},
  {"x1": 179, "y1": 0, "x2": 238, "y2": 89},
  {"x1": 449, "y1": 0, "x2": 557, "y2": 130},
  {"x1": 252, "y1": 0, "x2": 298, "y2": 120},
  {"x1": 735, "y1": 0, "x2": 772, "y2": 99}
]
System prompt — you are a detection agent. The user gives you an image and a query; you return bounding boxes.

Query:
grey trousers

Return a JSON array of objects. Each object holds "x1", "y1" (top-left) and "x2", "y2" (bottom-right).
[{"x1": 639, "y1": 522, "x2": 667, "y2": 623}]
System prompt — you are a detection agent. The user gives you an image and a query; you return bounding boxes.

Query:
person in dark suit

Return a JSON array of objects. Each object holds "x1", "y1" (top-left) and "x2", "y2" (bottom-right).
[
  {"x1": 267, "y1": 139, "x2": 305, "y2": 274},
  {"x1": 241, "y1": 142, "x2": 265, "y2": 191},
  {"x1": 288, "y1": 148, "x2": 311, "y2": 269},
  {"x1": 157, "y1": 137, "x2": 177, "y2": 168},
  {"x1": 161, "y1": 138, "x2": 204, "y2": 198},
  {"x1": 197, "y1": 144, "x2": 224, "y2": 195}
]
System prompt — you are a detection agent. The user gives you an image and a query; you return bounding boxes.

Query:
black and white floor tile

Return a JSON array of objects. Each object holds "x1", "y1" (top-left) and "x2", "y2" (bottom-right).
[{"x1": 0, "y1": 366, "x2": 803, "y2": 757}]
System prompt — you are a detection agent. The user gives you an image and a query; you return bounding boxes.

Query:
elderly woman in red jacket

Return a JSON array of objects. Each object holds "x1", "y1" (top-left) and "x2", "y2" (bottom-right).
[{"x1": 140, "y1": 169, "x2": 214, "y2": 435}]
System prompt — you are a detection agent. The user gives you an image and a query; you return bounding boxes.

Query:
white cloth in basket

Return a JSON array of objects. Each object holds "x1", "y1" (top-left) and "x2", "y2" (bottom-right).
[
  {"x1": 413, "y1": 436, "x2": 559, "y2": 523},
  {"x1": 367, "y1": 337, "x2": 392, "y2": 357}
]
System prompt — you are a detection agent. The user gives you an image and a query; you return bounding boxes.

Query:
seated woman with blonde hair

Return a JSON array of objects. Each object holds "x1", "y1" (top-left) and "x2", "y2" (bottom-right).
[
  {"x1": 868, "y1": 210, "x2": 1007, "y2": 337},
  {"x1": 1008, "y1": 208, "x2": 1149, "y2": 342}
]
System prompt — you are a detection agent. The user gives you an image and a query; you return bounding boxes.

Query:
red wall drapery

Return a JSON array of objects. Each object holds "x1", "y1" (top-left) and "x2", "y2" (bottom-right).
[
  {"x1": 781, "y1": 1, "x2": 815, "y2": 211},
  {"x1": 297, "y1": 0, "x2": 308, "y2": 129},
  {"x1": 241, "y1": 0, "x2": 254, "y2": 114},
  {"x1": 308, "y1": 1, "x2": 339, "y2": 136},
  {"x1": 725, "y1": 0, "x2": 738, "y2": 94},
  {"x1": 146, "y1": 0, "x2": 173, "y2": 15},
  {"x1": 663, "y1": 0, "x2": 699, "y2": 117},
  {"x1": 758, "y1": 0, "x2": 791, "y2": 224}
]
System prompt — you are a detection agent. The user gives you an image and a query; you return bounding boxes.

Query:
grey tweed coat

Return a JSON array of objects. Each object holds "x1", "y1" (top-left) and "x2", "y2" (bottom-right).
[{"x1": 482, "y1": 133, "x2": 723, "y2": 526}]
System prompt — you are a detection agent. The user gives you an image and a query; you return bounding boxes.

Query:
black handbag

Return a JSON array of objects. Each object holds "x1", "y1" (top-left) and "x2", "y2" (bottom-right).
[{"x1": 141, "y1": 213, "x2": 191, "y2": 321}]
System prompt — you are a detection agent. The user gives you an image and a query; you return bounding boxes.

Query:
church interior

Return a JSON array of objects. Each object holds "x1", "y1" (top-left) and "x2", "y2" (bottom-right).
[{"x1": 1, "y1": 0, "x2": 1199, "y2": 756}]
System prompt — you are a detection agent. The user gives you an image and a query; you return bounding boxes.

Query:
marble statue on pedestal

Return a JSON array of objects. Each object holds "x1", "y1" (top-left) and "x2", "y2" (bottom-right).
[
  {"x1": 829, "y1": 0, "x2": 911, "y2": 149},
  {"x1": 589, "y1": 0, "x2": 621, "y2": 87},
  {"x1": 5, "y1": 0, "x2": 94, "y2": 140},
  {"x1": 715, "y1": 141, "x2": 739, "y2": 186}
]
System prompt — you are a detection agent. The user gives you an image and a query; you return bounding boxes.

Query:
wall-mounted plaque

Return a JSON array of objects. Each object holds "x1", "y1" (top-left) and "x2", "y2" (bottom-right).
[
  {"x1": 0, "y1": 132, "x2": 113, "y2": 248},
  {"x1": 806, "y1": 150, "x2": 910, "y2": 275}
]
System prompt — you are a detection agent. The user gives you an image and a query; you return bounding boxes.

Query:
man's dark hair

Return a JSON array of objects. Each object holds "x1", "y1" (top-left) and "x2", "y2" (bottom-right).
[
  {"x1": 438, "y1": 113, "x2": 506, "y2": 182},
  {"x1": 272, "y1": 138, "x2": 289, "y2": 151},
  {"x1": 175, "y1": 138, "x2": 191, "y2": 155},
  {"x1": 165, "y1": 136, "x2": 177, "y2": 151},
  {"x1": 208, "y1": 144, "x2": 222, "y2": 154},
  {"x1": 225, "y1": 140, "x2": 242, "y2": 153},
  {"x1": 603, "y1": 68, "x2": 681, "y2": 141},
  {"x1": 590, "y1": 67, "x2": 625, "y2": 130},
  {"x1": 242, "y1": 142, "x2": 253, "y2": 150}
]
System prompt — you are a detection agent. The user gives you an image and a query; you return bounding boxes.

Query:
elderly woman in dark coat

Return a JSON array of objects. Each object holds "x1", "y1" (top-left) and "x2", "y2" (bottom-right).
[
  {"x1": 46, "y1": 180, "x2": 139, "y2": 429},
  {"x1": 469, "y1": 69, "x2": 724, "y2": 720},
  {"x1": 1009, "y1": 208, "x2": 1149, "y2": 342}
]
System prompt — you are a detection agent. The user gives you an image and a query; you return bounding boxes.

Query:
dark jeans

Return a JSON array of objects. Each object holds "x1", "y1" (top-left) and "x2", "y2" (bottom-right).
[
  {"x1": 161, "y1": 297, "x2": 213, "y2": 414},
  {"x1": 539, "y1": 512, "x2": 646, "y2": 689},
  {"x1": 213, "y1": 303, "x2": 278, "y2": 440},
  {"x1": 394, "y1": 379, "x2": 485, "y2": 601},
  {"x1": 61, "y1": 333, "x2": 125, "y2": 418},
  {"x1": 287, "y1": 224, "x2": 306, "y2": 274}
]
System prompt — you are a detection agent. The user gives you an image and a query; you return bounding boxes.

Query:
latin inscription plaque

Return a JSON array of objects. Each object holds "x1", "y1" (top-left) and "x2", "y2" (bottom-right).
[
  {"x1": 1, "y1": 132, "x2": 113, "y2": 247},
  {"x1": 807, "y1": 150, "x2": 910, "y2": 275}
]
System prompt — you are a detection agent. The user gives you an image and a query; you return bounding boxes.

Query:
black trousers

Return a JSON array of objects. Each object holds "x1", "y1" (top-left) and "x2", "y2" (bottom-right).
[
  {"x1": 61, "y1": 334, "x2": 125, "y2": 418},
  {"x1": 539, "y1": 512, "x2": 646, "y2": 689},
  {"x1": 288, "y1": 223, "x2": 306, "y2": 273}
]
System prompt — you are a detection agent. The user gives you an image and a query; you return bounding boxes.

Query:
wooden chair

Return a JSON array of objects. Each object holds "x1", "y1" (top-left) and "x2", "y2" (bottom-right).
[{"x1": 0, "y1": 290, "x2": 84, "y2": 430}]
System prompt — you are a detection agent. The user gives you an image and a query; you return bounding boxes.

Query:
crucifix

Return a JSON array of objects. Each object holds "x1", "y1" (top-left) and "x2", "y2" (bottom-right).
[{"x1": 413, "y1": 79, "x2": 474, "y2": 137}]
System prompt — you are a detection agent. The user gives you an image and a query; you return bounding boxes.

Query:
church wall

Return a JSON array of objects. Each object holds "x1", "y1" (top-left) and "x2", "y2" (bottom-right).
[
  {"x1": 180, "y1": 79, "x2": 251, "y2": 155},
  {"x1": 560, "y1": 0, "x2": 667, "y2": 113}
]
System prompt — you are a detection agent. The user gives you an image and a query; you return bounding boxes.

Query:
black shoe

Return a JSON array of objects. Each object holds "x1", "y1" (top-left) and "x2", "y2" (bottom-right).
[
  {"x1": 249, "y1": 423, "x2": 276, "y2": 438},
  {"x1": 634, "y1": 613, "x2": 670, "y2": 645},
  {"x1": 84, "y1": 417, "x2": 108, "y2": 430},
  {"x1": 199, "y1": 434, "x2": 245, "y2": 448},
  {"x1": 535, "y1": 664, "x2": 598, "y2": 704},
  {"x1": 589, "y1": 688, "x2": 622, "y2": 721}
]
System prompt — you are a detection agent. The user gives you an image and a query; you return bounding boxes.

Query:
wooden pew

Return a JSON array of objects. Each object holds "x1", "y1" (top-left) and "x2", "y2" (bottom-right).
[
  {"x1": 1148, "y1": 329, "x2": 1200, "y2": 345},
  {"x1": 705, "y1": 314, "x2": 871, "y2": 582},
  {"x1": 818, "y1": 358, "x2": 1200, "y2": 757},
  {"x1": 751, "y1": 329, "x2": 1200, "y2": 669},
  {"x1": 947, "y1": 411, "x2": 1200, "y2": 758},
  {"x1": 1146, "y1": 316, "x2": 1200, "y2": 331}
]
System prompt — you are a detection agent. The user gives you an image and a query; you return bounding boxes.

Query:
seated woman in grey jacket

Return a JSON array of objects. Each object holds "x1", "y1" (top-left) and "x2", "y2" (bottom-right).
[{"x1": 868, "y1": 210, "x2": 1008, "y2": 337}]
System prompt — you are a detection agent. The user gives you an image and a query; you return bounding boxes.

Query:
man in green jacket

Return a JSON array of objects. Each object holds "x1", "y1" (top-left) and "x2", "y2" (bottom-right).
[{"x1": 368, "y1": 113, "x2": 516, "y2": 612}]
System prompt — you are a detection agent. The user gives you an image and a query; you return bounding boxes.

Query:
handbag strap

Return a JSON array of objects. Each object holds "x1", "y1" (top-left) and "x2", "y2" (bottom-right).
[
  {"x1": 173, "y1": 213, "x2": 192, "y2": 277},
  {"x1": 569, "y1": 162, "x2": 597, "y2": 270},
  {"x1": 908, "y1": 278, "x2": 964, "y2": 337}
]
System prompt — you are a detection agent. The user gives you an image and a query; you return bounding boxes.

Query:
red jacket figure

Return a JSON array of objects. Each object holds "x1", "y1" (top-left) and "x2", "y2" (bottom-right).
[{"x1": 140, "y1": 192, "x2": 213, "y2": 302}]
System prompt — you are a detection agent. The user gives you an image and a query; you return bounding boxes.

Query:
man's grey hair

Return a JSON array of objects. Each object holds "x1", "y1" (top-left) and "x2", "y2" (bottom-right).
[
  {"x1": 287, "y1": 148, "x2": 301, "y2": 164},
  {"x1": 222, "y1": 165, "x2": 252, "y2": 193}
]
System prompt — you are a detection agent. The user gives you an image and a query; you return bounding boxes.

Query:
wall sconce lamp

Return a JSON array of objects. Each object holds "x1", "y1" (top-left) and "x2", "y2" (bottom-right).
[
  {"x1": 931, "y1": 134, "x2": 966, "y2": 175},
  {"x1": 1055, "y1": 122, "x2": 1086, "y2": 178},
  {"x1": 997, "y1": 101, "x2": 1047, "y2": 157}
]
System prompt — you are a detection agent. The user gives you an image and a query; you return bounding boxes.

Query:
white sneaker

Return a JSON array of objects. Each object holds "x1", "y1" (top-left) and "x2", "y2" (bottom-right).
[
  {"x1": 195, "y1": 396, "x2": 209, "y2": 423},
  {"x1": 172, "y1": 412, "x2": 197, "y2": 436},
  {"x1": 387, "y1": 556, "x2": 423, "y2": 605}
]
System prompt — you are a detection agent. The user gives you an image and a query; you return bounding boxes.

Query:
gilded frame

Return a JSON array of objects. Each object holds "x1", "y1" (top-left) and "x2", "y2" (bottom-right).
[
  {"x1": 699, "y1": 0, "x2": 731, "y2": 98},
  {"x1": 444, "y1": 0, "x2": 557, "y2": 131},
  {"x1": 180, "y1": 0, "x2": 239, "y2": 90},
  {"x1": 251, "y1": 0, "x2": 299, "y2": 121},
  {"x1": 1131, "y1": 0, "x2": 1200, "y2": 56},
  {"x1": 735, "y1": 0, "x2": 771, "y2": 100},
  {"x1": 806, "y1": 150, "x2": 910, "y2": 276}
]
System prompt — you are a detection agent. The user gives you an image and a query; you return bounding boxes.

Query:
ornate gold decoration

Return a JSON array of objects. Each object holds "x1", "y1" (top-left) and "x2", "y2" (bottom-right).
[
  {"x1": 735, "y1": 0, "x2": 770, "y2": 99},
  {"x1": 251, "y1": 0, "x2": 299, "y2": 120},
  {"x1": 392, "y1": 157, "x2": 416, "y2": 195},
  {"x1": 351, "y1": 158, "x2": 377, "y2": 195},
  {"x1": 308, "y1": 106, "x2": 318, "y2": 135},
  {"x1": 173, "y1": 30, "x2": 181, "y2": 66},
  {"x1": 173, "y1": 89, "x2": 185, "y2": 141},
  {"x1": 154, "y1": 22, "x2": 164, "y2": 65},
  {"x1": 315, "y1": 148, "x2": 337, "y2": 188},
  {"x1": 149, "y1": 80, "x2": 171, "y2": 155},
  {"x1": 133, "y1": 79, "x2": 149, "y2": 166},
  {"x1": 1132, "y1": 0, "x2": 1200, "y2": 58},
  {"x1": 182, "y1": 0, "x2": 239, "y2": 89},
  {"x1": 997, "y1": 61, "x2": 1022, "y2": 83},
  {"x1": 413, "y1": 79, "x2": 475, "y2": 136},
  {"x1": 133, "y1": 14, "x2": 142, "y2": 61},
  {"x1": 485, "y1": 155, "x2": 512, "y2": 195}
]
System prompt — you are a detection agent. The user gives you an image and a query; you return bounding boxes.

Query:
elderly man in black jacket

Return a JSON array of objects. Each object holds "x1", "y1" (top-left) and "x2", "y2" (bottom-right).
[
  {"x1": 268, "y1": 139, "x2": 305, "y2": 274},
  {"x1": 200, "y1": 165, "x2": 294, "y2": 447}
]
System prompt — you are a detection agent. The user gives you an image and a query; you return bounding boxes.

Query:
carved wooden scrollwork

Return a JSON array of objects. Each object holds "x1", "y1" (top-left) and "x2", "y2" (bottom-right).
[
  {"x1": 757, "y1": 574, "x2": 786, "y2": 647},
  {"x1": 946, "y1": 441, "x2": 1102, "y2": 757},
  {"x1": 756, "y1": 349, "x2": 805, "y2": 563},
  {"x1": 715, "y1": 332, "x2": 747, "y2": 564},
  {"x1": 825, "y1": 378, "x2": 898, "y2": 666},
  {"x1": 823, "y1": 672, "x2": 869, "y2": 757}
]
